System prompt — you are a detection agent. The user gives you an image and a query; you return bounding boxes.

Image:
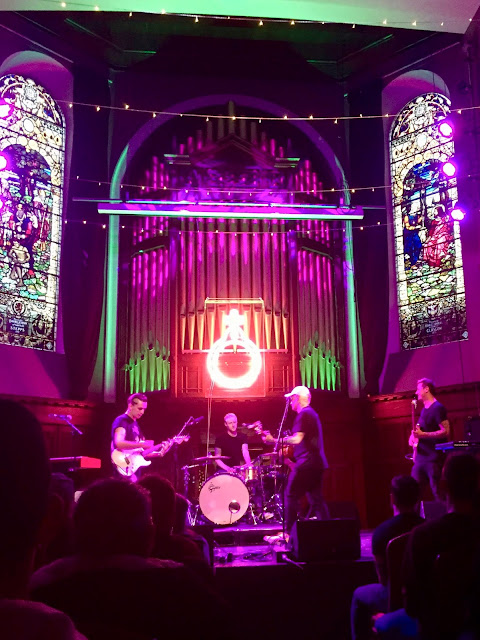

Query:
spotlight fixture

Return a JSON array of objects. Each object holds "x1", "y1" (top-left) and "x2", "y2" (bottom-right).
[
  {"x1": 438, "y1": 120, "x2": 454, "y2": 138},
  {"x1": 442, "y1": 160, "x2": 457, "y2": 178},
  {"x1": 450, "y1": 205, "x2": 466, "y2": 221}
]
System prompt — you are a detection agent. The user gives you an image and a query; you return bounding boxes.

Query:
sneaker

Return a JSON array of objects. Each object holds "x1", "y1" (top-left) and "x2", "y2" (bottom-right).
[
  {"x1": 263, "y1": 533, "x2": 289, "y2": 546},
  {"x1": 263, "y1": 534, "x2": 281, "y2": 544}
]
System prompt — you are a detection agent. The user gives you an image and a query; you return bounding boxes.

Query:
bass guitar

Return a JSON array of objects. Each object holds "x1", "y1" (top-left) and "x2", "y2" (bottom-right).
[
  {"x1": 406, "y1": 397, "x2": 419, "y2": 463},
  {"x1": 112, "y1": 435, "x2": 190, "y2": 477}
]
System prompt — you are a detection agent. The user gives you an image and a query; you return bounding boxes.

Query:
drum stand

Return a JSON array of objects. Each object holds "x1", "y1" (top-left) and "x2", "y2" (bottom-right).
[
  {"x1": 246, "y1": 502, "x2": 258, "y2": 525},
  {"x1": 188, "y1": 503, "x2": 201, "y2": 526}
]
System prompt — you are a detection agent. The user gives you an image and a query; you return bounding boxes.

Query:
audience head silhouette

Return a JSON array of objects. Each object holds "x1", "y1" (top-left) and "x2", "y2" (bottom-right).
[
  {"x1": 138, "y1": 473, "x2": 176, "y2": 536},
  {"x1": 443, "y1": 451, "x2": 480, "y2": 505},
  {"x1": 74, "y1": 479, "x2": 153, "y2": 557},
  {"x1": 390, "y1": 475, "x2": 420, "y2": 511}
]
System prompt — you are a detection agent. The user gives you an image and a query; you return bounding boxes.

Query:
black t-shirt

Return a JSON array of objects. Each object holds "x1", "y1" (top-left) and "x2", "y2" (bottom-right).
[
  {"x1": 215, "y1": 432, "x2": 247, "y2": 467},
  {"x1": 110, "y1": 414, "x2": 142, "y2": 453},
  {"x1": 404, "y1": 512, "x2": 480, "y2": 633},
  {"x1": 292, "y1": 406, "x2": 328, "y2": 468},
  {"x1": 372, "y1": 512, "x2": 424, "y2": 559},
  {"x1": 417, "y1": 400, "x2": 448, "y2": 460}
]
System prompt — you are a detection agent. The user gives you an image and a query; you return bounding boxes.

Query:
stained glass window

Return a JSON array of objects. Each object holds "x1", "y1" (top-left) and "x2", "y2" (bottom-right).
[
  {"x1": 0, "y1": 74, "x2": 65, "y2": 350},
  {"x1": 390, "y1": 93, "x2": 467, "y2": 349}
]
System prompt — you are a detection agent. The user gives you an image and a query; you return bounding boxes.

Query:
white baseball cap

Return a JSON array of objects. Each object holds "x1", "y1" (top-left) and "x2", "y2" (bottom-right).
[{"x1": 284, "y1": 385, "x2": 311, "y2": 398}]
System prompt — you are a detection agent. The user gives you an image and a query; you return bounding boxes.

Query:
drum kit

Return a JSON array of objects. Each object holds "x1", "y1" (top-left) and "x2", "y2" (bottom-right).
[{"x1": 182, "y1": 452, "x2": 285, "y2": 526}]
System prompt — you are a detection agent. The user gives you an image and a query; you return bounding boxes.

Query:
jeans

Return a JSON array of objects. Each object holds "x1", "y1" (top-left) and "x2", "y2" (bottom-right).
[
  {"x1": 285, "y1": 461, "x2": 329, "y2": 534},
  {"x1": 351, "y1": 583, "x2": 388, "y2": 640},
  {"x1": 374, "y1": 608, "x2": 419, "y2": 639},
  {"x1": 411, "y1": 457, "x2": 443, "y2": 501}
]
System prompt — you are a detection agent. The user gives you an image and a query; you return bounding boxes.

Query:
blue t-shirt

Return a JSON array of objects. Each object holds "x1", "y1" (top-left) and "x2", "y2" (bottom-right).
[
  {"x1": 110, "y1": 414, "x2": 142, "y2": 453},
  {"x1": 417, "y1": 400, "x2": 448, "y2": 460}
]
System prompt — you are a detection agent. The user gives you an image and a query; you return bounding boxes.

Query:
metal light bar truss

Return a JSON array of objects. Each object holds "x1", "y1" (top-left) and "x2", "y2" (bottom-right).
[{"x1": 98, "y1": 200, "x2": 364, "y2": 221}]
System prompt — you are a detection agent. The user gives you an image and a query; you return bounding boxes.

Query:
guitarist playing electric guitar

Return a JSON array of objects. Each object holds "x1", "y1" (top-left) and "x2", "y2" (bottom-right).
[{"x1": 110, "y1": 393, "x2": 156, "y2": 482}]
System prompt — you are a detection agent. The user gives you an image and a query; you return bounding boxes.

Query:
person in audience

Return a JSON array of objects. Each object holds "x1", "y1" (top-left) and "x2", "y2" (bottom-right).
[
  {"x1": 403, "y1": 452, "x2": 480, "y2": 639},
  {"x1": 30, "y1": 478, "x2": 227, "y2": 639},
  {"x1": 35, "y1": 473, "x2": 75, "y2": 568},
  {"x1": 350, "y1": 476, "x2": 423, "y2": 640},
  {"x1": 173, "y1": 493, "x2": 211, "y2": 565},
  {"x1": 138, "y1": 474, "x2": 213, "y2": 582},
  {"x1": 375, "y1": 452, "x2": 480, "y2": 640},
  {"x1": 0, "y1": 399, "x2": 86, "y2": 640}
]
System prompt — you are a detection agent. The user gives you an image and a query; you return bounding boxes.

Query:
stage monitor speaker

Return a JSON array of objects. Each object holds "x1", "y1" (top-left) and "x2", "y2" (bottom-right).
[
  {"x1": 290, "y1": 518, "x2": 361, "y2": 562},
  {"x1": 420, "y1": 500, "x2": 447, "y2": 520}
]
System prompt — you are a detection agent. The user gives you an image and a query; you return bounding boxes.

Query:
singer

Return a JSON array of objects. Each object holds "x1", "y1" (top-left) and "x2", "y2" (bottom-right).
[
  {"x1": 409, "y1": 378, "x2": 450, "y2": 501},
  {"x1": 214, "y1": 412, "x2": 252, "y2": 473},
  {"x1": 262, "y1": 385, "x2": 329, "y2": 542}
]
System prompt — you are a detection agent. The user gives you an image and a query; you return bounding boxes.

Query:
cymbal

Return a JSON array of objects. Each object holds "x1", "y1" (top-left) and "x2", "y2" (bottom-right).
[
  {"x1": 258, "y1": 451, "x2": 280, "y2": 457},
  {"x1": 191, "y1": 455, "x2": 229, "y2": 463}
]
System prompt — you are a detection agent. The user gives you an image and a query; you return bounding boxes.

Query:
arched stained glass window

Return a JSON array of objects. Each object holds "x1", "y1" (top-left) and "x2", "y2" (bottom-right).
[
  {"x1": 390, "y1": 93, "x2": 467, "y2": 349},
  {"x1": 0, "y1": 74, "x2": 65, "y2": 350}
]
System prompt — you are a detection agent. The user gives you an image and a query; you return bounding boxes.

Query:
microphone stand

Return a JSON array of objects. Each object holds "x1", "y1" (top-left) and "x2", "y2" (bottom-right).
[
  {"x1": 174, "y1": 417, "x2": 193, "y2": 492},
  {"x1": 61, "y1": 417, "x2": 83, "y2": 469},
  {"x1": 410, "y1": 398, "x2": 417, "y2": 463}
]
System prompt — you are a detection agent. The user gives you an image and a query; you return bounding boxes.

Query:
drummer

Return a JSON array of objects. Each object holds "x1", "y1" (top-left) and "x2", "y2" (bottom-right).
[{"x1": 214, "y1": 412, "x2": 252, "y2": 473}]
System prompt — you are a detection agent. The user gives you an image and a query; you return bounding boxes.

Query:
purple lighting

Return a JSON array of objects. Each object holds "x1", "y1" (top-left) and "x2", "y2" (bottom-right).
[
  {"x1": 0, "y1": 153, "x2": 7, "y2": 171},
  {"x1": 442, "y1": 160, "x2": 457, "y2": 178},
  {"x1": 0, "y1": 99, "x2": 12, "y2": 119},
  {"x1": 438, "y1": 120, "x2": 454, "y2": 138},
  {"x1": 450, "y1": 206, "x2": 466, "y2": 221}
]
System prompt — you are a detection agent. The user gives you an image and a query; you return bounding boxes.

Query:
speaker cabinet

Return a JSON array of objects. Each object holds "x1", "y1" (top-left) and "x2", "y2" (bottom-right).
[{"x1": 290, "y1": 518, "x2": 361, "y2": 562}]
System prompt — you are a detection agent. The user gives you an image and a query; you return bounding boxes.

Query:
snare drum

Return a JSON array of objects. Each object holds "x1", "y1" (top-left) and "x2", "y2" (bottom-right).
[
  {"x1": 199, "y1": 472, "x2": 250, "y2": 525},
  {"x1": 235, "y1": 464, "x2": 259, "y2": 483}
]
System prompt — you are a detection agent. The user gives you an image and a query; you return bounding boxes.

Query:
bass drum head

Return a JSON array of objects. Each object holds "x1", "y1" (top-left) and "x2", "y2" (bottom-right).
[{"x1": 199, "y1": 473, "x2": 250, "y2": 525}]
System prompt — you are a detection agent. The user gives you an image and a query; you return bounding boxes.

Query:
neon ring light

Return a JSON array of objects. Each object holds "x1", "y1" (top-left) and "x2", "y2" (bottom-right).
[{"x1": 206, "y1": 309, "x2": 262, "y2": 389}]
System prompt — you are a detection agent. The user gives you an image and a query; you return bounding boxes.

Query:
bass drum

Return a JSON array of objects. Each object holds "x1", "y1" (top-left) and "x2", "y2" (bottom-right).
[{"x1": 199, "y1": 472, "x2": 250, "y2": 525}]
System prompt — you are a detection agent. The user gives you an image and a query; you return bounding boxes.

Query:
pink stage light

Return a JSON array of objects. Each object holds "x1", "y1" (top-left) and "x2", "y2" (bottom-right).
[
  {"x1": 0, "y1": 154, "x2": 7, "y2": 171},
  {"x1": 438, "y1": 120, "x2": 454, "y2": 138},
  {"x1": 442, "y1": 160, "x2": 457, "y2": 178},
  {"x1": 450, "y1": 206, "x2": 466, "y2": 221},
  {"x1": 0, "y1": 99, "x2": 12, "y2": 119}
]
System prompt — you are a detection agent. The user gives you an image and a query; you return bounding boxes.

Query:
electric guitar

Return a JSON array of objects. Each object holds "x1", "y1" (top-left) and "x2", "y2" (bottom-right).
[
  {"x1": 243, "y1": 421, "x2": 294, "y2": 461},
  {"x1": 408, "y1": 428, "x2": 419, "y2": 463},
  {"x1": 112, "y1": 435, "x2": 190, "y2": 477}
]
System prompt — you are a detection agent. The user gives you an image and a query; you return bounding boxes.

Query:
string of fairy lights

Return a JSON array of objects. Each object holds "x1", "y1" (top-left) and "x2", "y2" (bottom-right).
[
  {"x1": 57, "y1": 98, "x2": 472, "y2": 123},
  {"x1": 48, "y1": 1, "x2": 476, "y2": 31},
  {"x1": 62, "y1": 216, "x2": 387, "y2": 233}
]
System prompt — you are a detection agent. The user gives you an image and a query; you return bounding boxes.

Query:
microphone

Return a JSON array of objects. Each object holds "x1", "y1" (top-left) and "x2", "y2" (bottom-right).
[
  {"x1": 191, "y1": 416, "x2": 204, "y2": 425},
  {"x1": 411, "y1": 395, "x2": 417, "y2": 409},
  {"x1": 48, "y1": 413, "x2": 72, "y2": 421}
]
